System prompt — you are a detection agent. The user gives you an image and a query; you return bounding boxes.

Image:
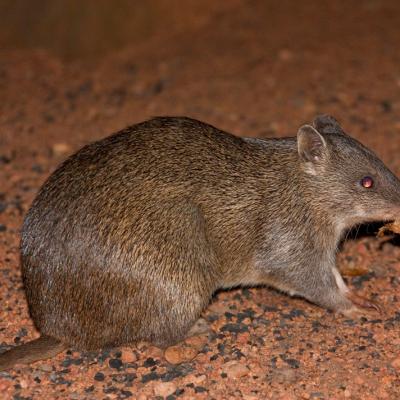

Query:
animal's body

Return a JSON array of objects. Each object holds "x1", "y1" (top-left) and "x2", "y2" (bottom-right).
[{"x1": 1, "y1": 115, "x2": 399, "y2": 370}]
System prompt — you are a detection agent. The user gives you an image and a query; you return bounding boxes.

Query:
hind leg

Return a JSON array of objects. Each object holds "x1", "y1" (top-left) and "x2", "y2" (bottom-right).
[
  {"x1": 146, "y1": 281, "x2": 214, "y2": 348},
  {"x1": 129, "y1": 202, "x2": 220, "y2": 348}
]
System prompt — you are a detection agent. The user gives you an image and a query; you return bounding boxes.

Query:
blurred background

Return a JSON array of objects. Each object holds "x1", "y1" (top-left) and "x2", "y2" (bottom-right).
[
  {"x1": 0, "y1": 0, "x2": 230, "y2": 61},
  {"x1": 0, "y1": 0, "x2": 399, "y2": 164}
]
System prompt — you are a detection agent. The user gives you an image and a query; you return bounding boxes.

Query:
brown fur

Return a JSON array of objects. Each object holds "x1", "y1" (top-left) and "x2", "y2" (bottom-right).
[{"x1": 1, "y1": 115, "x2": 400, "y2": 370}]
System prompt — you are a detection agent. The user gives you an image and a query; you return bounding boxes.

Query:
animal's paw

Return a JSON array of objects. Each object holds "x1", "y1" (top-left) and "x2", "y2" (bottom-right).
[{"x1": 340, "y1": 292, "x2": 382, "y2": 319}]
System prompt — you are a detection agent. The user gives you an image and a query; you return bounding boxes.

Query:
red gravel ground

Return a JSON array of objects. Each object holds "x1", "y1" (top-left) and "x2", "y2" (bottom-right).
[{"x1": 1, "y1": 1, "x2": 400, "y2": 399}]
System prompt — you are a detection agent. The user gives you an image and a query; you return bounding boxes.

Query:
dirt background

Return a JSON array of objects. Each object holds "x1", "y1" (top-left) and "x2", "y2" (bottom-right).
[{"x1": 1, "y1": 1, "x2": 400, "y2": 399}]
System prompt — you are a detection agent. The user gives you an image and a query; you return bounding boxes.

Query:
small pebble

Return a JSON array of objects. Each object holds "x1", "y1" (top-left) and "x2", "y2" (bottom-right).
[
  {"x1": 153, "y1": 381, "x2": 177, "y2": 397},
  {"x1": 143, "y1": 357, "x2": 157, "y2": 367},
  {"x1": 109, "y1": 358, "x2": 123, "y2": 370},
  {"x1": 120, "y1": 347, "x2": 138, "y2": 363},
  {"x1": 208, "y1": 301, "x2": 232, "y2": 315},
  {"x1": 0, "y1": 381, "x2": 12, "y2": 391},
  {"x1": 184, "y1": 335, "x2": 208, "y2": 350},
  {"x1": 390, "y1": 357, "x2": 400, "y2": 369},
  {"x1": 222, "y1": 361, "x2": 250, "y2": 378},
  {"x1": 19, "y1": 379, "x2": 29, "y2": 389},
  {"x1": 191, "y1": 374, "x2": 207, "y2": 385},
  {"x1": 273, "y1": 367, "x2": 297, "y2": 383},
  {"x1": 94, "y1": 372, "x2": 105, "y2": 381},
  {"x1": 164, "y1": 344, "x2": 198, "y2": 364}
]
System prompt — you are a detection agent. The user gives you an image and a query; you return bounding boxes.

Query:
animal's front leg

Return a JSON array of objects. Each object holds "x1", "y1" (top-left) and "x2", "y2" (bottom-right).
[
  {"x1": 278, "y1": 262, "x2": 381, "y2": 317},
  {"x1": 328, "y1": 267, "x2": 382, "y2": 317}
]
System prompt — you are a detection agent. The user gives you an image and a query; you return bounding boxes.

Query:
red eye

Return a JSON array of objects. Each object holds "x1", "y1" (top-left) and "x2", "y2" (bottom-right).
[{"x1": 361, "y1": 176, "x2": 374, "y2": 188}]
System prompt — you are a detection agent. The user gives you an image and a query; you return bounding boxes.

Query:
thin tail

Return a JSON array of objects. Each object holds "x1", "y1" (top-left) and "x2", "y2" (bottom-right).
[{"x1": 0, "y1": 335, "x2": 65, "y2": 371}]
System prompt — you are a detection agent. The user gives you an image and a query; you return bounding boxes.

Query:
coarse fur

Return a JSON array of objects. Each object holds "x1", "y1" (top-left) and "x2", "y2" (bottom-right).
[{"x1": 1, "y1": 115, "x2": 400, "y2": 370}]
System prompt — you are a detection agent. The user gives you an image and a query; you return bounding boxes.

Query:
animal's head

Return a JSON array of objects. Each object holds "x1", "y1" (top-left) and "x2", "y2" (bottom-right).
[{"x1": 297, "y1": 114, "x2": 400, "y2": 229}]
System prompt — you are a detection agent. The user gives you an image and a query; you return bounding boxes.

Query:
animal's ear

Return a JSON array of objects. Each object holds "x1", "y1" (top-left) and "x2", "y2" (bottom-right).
[
  {"x1": 313, "y1": 114, "x2": 344, "y2": 135},
  {"x1": 297, "y1": 125, "x2": 327, "y2": 163}
]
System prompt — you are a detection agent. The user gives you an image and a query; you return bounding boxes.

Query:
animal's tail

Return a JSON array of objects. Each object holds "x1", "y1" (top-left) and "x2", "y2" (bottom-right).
[{"x1": 0, "y1": 335, "x2": 65, "y2": 371}]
